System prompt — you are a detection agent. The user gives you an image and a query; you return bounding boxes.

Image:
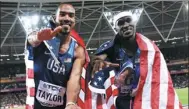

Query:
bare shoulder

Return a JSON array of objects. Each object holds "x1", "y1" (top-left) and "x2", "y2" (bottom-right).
[{"x1": 74, "y1": 45, "x2": 85, "y2": 60}]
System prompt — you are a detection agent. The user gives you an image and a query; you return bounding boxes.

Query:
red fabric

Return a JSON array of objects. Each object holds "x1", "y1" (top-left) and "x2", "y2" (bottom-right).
[
  {"x1": 29, "y1": 87, "x2": 35, "y2": 97},
  {"x1": 97, "y1": 94, "x2": 103, "y2": 109},
  {"x1": 27, "y1": 68, "x2": 34, "y2": 79},
  {"x1": 25, "y1": 104, "x2": 34, "y2": 109},
  {"x1": 71, "y1": 29, "x2": 85, "y2": 47},
  {"x1": 133, "y1": 33, "x2": 183, "y2": 109}
]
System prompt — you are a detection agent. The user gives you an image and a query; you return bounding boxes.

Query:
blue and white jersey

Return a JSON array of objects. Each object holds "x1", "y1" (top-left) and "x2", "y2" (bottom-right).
[
  {"x1": 116, "y1": 48, "x2": 140, "y2": 96},
  {"x1": 95, "y1": 40, "x2": 141, "y2": 96},
  {"x1": 26, "y1": 37, "x2": 77, "y2": 108}
]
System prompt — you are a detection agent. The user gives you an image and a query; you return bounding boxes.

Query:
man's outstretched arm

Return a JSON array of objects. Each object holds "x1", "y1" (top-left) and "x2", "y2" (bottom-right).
[
  {"x1": 66, "y1": 46, "x2": 85, "y2": 108},
  {"x1": 27, "y1": 26, "x2": 62, "y2": 47}
]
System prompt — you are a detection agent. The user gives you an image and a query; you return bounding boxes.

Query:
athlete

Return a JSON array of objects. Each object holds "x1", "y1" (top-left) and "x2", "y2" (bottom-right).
[
  {"x1": 25, "y1": 4, "x2": 85, "y2": 109},
  {"x1": 92, "y1": 11, "x2": 182, "y2": 109}
]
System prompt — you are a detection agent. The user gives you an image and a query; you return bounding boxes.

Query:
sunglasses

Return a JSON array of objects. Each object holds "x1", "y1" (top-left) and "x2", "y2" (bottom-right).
[{"x1": 117, "y1": 17, "x2": 132, "y2": 26}]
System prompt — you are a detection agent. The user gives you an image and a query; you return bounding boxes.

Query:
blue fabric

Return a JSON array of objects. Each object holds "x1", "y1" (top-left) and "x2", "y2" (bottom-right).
[
  {"x1": 89, "y1": 67, "x2": 116, "y2": 94},
  {"x1": 95, "y1": 40, "x2": 114, "y2": 55},
  {"x1": 26, "y1": 38, "x2": 76, "y2": 88}
]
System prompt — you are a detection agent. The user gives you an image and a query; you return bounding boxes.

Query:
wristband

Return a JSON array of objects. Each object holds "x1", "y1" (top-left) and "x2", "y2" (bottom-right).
[{"x1": 66, "y1": 102, "x2": 76, "y2": 107}]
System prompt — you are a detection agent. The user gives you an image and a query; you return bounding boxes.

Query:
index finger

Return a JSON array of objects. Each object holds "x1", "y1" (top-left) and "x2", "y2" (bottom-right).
[
  {"x1": 110, "y1": 63, "x2": 119, "y2": 67},
  {"x1": 105, "y1": 62, "x2": 119, "y2": 67}
]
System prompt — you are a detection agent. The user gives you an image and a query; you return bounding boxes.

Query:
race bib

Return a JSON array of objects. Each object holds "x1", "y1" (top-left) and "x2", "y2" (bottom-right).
[{"x1": 36, "y1": 80, "x2": 66, "y2": 107}]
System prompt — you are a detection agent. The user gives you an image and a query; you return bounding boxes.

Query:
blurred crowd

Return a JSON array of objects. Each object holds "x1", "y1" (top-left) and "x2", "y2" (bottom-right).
[
  {"x1": 0, "y1": 91, "x2": 26, "y2": 107},
  {"x1": 171, "y1": 74, "x2": 189, "y2": 88},
  {"x1": 161, "y1": 44, "x2": 188, "y2": 61},
  {"x1": 1, "y1": 81, "x2": 25, "y2": 89}
]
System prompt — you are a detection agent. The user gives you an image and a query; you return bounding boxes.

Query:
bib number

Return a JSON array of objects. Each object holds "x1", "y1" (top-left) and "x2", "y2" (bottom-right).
[{"x1": 36, "y1": 80, "x2": 66, "y2": 107}]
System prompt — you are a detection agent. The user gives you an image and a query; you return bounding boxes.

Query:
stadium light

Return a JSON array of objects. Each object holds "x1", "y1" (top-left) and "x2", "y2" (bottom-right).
[
  {"x1": 15, "y1": 57, "x2": 20, "y2": 60},
  {"x1": 18, "y1": 15, "x2": 51, "y2": 35},
  {"x1": 0, "y1": 54, "x2": 9, "y2": 57},
  {"x1": 186, "y1": 3, "x2": 188, "y2": 10},
  {"x1": 171, "y1": 41, "x2": 177, "y2": 44},
  {"x1": 86, "y1": 48, "x2": 97, "y2": 50},
  {"x1": 13, "y1": 53, "x2": 25, "y2": 57}
]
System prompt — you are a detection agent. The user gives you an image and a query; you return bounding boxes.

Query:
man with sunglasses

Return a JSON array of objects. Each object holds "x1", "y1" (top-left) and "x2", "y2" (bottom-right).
[
  {"x1": 25, "y1": 3, "x2": 85, "y2": 109},
  {"x1": 91, "y1": 11, "x2": 182, "y2": 109},
  {"x1": 91, "y1": 12, "x2": 139, "y2": 109}
]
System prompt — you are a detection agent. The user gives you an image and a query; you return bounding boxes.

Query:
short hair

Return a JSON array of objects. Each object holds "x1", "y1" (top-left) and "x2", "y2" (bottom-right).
[
  {"x1": 58, "y1": 3, "x2": 74, "y2": 10},
  {"x1": 56, "y1": 3, "x2": 75, "y2": 14},
  {"x1": 55, "y1": 3, "x2": 75, "y2": 22}
]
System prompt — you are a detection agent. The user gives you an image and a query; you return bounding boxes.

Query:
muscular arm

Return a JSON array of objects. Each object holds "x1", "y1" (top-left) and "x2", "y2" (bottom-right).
[{"x1": 66, "y1": 46, "x2": 85, "y2": 104}]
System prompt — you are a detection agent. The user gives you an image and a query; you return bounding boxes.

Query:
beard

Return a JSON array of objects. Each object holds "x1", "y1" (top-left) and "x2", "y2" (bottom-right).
[
  {"x1": 62, "y1": 25, "x2": 71, "y2": 33},
  {"x1": 56, "y1": 19, "x2": 74, "y2": 34}
]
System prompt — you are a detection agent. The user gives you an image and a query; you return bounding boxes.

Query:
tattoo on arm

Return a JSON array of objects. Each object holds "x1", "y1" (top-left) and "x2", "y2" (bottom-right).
[{"x1": 27, "y1": 31, "x2": 41, "y2": 47}]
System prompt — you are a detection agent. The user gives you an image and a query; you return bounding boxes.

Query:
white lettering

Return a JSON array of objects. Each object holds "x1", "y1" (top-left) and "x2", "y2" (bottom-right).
[
  {"x1": 53, "y1": 62, "x2": 59, "y2": 72},
  {"x1": 46, "y1": 58, "x2": 66, "y2": 75},
  {"x1": 47, "y1": 59, "x2": 53, "y2": 69},
  {"x1": 38, "y1": 90, "x2": 62, "y2": 103},
  {"x1": 58, "y1": 65, "x2": 65, "y2": 75},
  {"x1": 36, "y1": 81, "x2": 66, "y2": 107}
]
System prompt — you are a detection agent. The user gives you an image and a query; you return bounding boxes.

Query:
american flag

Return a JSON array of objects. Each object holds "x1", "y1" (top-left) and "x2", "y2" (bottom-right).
[
  {"x1": 133, "y1": 33, "x2": 183, "y2": 109},
  {"x1": 89, "y1": 67, "x2": 116, "y2": 94},
  {"x1": 77, "y1": 33, "x2": 183, "y2": 109},
  {"x1": 72, "y1": 30, "x2": 119, "y2": 109}
]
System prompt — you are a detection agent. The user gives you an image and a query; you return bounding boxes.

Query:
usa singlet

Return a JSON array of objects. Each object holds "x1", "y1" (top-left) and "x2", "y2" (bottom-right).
[{"x1": 26, "y1": 37, "x2": 77, "y2": 109}]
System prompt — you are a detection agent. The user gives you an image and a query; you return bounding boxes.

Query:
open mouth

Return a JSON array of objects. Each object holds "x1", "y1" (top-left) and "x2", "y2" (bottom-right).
[
  {"x1": 124, "y1": 31, "x2": 131, "y2": 35},
  {"x1": 61, "y1": 23, "x2": 71, "y2": 27},
  {"x1": 122, "y1": 26, "x2": 133, "y2": 35},
  {"x1": 60, "y1": 20, "x2": 72, "y2": 27}
]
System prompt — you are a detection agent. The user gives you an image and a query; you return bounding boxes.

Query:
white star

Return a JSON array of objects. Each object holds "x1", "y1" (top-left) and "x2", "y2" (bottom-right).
[
  {"x1": 94, "y1": 82, "x2": 97, "y2": 86},
  {"x1": 97, "y1": 77, "x2": 102, "y2": 81}
]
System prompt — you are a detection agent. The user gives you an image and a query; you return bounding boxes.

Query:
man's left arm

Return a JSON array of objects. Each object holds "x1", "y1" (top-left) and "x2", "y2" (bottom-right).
[{"x1": 66, "y1": 46, "x2": 85, "y2": 107}]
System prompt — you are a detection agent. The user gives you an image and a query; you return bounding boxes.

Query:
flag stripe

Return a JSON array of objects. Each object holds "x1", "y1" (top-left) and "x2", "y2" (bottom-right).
[
  {"x1": 26, "y1": 96, "x2": 34, "y2": 105},
  {"x1": 174, "y1": 90, "x2": 180, "y2": 109},
  {"x1": 25, "y1": 48, "x2": 35, "y2": 109},
  {"x1": 97, "y1": 94, "x2": 103, "y2": 109},
  {"x1": 151, "y1": 42, "x2": 160, "y2": 109},
  {"x1": 27, "y1": 68, "x2": 34, "y2": 79},
  {"x1": 167, "y1": 75, "x2": 175, "y2": 109},
  {"x1": 25, "y1": 104, "x2": 34, "y2": 109},
  {"x1": 134, "y1": 33, "x2": 148, "y2": 109},
  {"x1": 159, "y1": 53, "x2": 169, "y2": 109},
  {"x1": 92, "y1": 93, "x2": 98, "y2": 109},
  {"x1": 102, "y1": 94, "x2": 108, "y2": 109},
  {"x1": 141, "y1": 36, "x2": 155, "y2": 109}
]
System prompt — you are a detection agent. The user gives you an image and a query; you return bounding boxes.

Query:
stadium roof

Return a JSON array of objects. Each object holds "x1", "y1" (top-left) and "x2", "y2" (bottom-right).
[{"x1": 0, "y1": 1, "x2": 188, "y2": 63}]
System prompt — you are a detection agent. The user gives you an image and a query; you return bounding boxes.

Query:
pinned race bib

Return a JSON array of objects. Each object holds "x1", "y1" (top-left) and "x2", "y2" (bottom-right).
[{"x1": 36, "y1": 80, "x2": 66, "y2": 107}]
